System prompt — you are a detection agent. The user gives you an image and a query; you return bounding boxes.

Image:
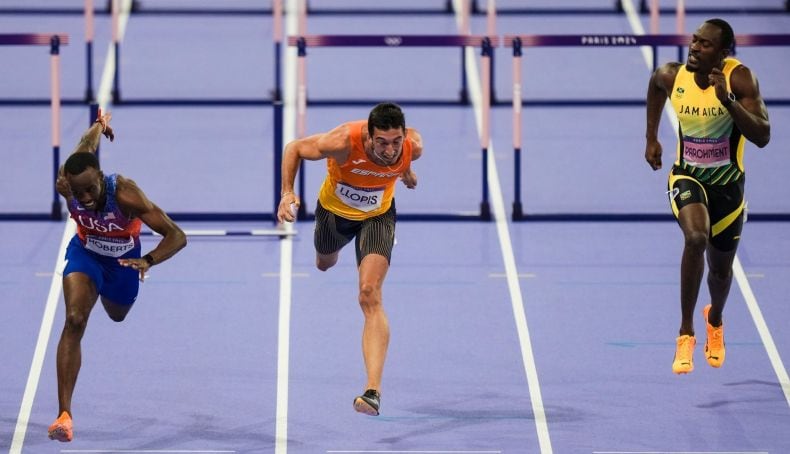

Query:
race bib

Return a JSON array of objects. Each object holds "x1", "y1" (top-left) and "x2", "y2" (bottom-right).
[
  {"x1": 85, "y1": 235, "x2": 135, "y2": 257},
  {"x1": 335, "y1": 182, "x2": 384, "y2": 212},
  {"x1": 682, "y1": 137, "x2": 731, "y2": 168}
]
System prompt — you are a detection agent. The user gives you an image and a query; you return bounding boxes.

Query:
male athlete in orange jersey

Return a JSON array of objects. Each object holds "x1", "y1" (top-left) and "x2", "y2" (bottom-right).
[
  {"x1": 48, "y1": 110, "x2": 187, "y2": 442},
  {"x1": 277, "y1": 102, "x2": 422, "y2": 415},
  {"x1": 645, "y1": 19, "x2": 770, "y2": 375}
]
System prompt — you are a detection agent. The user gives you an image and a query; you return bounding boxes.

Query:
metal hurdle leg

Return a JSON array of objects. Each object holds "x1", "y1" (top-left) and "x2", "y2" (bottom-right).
[
  {"x1": 50, "y1": 35, "x2": 63, "y2": 220},
  {"x1": 479, "y1": 37, "x2": 492, "y2": 221},
  {"x1": 511, "y1": 37, "x2": 523, "y2": 220},
  {"x1": 111, "y1": 0, "x2": 121, "y2": 103},
  {"x1": 84, "y1": 0, "x2": 95, "y2": 102}
]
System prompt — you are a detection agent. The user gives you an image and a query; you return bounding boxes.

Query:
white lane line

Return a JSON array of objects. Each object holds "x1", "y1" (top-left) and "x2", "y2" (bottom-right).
[
  {"x1": 10, "y1": 220, "x2": 75, "y2": 454},
  {"x1": 593, "y1": 451, "x2": 769, "y2": 454},
  {"x1": 62, "y1": 450, "x2": 237, "y2": 453},
  {"x1": 734, "y1": 256, "x2": 790, "y2": 407},
  {"x1": 489, "y1": 272, "x2": 537, "y2": 278},
  {"x1": 263, "y1": 272, "x2": 309, "y2": 278},
  {"x1": 9, "y1": 2, "x2": 133, "y2": 453},
  {"x1": 327, "y1": 451, "x2": 502, "y2": 453},
  {"x1": 453, "y1": 1, "x2": 553, "y2": 453},
  {"x1": 274, "y1": 2, "x2": 300, "y2": 454}
]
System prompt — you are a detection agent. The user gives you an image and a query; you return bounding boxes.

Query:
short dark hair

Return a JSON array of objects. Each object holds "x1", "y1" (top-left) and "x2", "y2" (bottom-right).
[
  {"x1": 64, "y1": 151, "x2": 100, "y2": 175},
  {"x1": 368, "y1": 102, "x2": 406, "y2": 137},
  {"x1": 705, "y1": 18, "x2": 735, "y2": 52}
]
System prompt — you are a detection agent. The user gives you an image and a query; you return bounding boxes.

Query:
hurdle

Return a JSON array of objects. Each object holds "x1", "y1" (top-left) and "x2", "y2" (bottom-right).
[
  {"x1": 110, "y1": 0, "x2": 282, "y2": 105},
  {"x1": 644, "y1": 0, "x2": 788, "y2": 35},
  {"x1": 0, "y1": 23, "x2": 85, "y2": 106},
  {"x1": 140, "y1": 228, "x2": 295, "y2": 238},
  {"x1": 636, "y1": 0, "x2": 789, "y2": 16},
  {"x1": 84, "y1": 0, "x2": 95, "y2": 102},
  {"x1": 0, "y1": 33, "x2": 70, "y2": 221},
  {"x1": 295, "y1": 0, "x2": 491, "y2": 106},
  {"x1": 303, "y1": 0, "x2": 790, "y2": 17},
  {"x1": 286, "y1": 34, "x2": 498, "y2": 221},
  {"x1": 0, "y1": 1, "x2": 96, "y2": 105},
  {"x1": 506, "y1": 33, "x2": 790, "y2": 222},
  {"x1": 468, "y1": 0, "x2": 790, "y2": 15}
]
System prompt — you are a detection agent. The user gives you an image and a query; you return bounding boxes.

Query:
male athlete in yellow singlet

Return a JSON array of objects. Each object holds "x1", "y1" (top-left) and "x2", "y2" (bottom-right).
[
  {"x1": 645, "y1": 19, "x2": 770, "y2": 374},
  {"x1": 277, "y1": 102, "x2": 422, "y2": 415}
]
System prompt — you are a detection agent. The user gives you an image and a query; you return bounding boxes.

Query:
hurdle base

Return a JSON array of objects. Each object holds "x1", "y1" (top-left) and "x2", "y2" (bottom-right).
[
  {"x1": 480, "y1": 201, "x2": 491, "y2": 221},
  {"x1": 512, "y1": 213, "x2": 675, "y2": 222},
  {"x1": 50, "y1": 201, "x2": 63, "y2": 221},
  {"x1": 459, "y1": 89, "x2": 469, "y2": 105},
  {"x1": 168, "y1": 212, "x2": 273, "y2": 222},
  {"x1": 270, "y1": 88, "x2": 282, "y2": 103},
  {"x1": 512, "y1": 202, "x2": 523, "y2": 221}
]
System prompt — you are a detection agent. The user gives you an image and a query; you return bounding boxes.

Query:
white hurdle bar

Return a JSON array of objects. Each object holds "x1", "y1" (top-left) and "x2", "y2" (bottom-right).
[{"x1": 142, "y1": 228, "x2": 298, "y2": 237}]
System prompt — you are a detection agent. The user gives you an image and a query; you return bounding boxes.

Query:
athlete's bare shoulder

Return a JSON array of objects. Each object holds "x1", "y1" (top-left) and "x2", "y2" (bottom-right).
[
  {"x1": 315, "y1": 121, "x2": 356, "y2": 162},
  {"x1": 652, "y1": 62, "x2": 682, "y2": 91},
  {"x1": 114, "y1": 175, "x2": 154, "y2": 218}
]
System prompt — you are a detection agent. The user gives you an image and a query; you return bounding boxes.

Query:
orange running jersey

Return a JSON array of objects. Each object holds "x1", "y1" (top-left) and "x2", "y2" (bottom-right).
[{"x1": 318, "y1": 120, "x2": 413, "y2": 220}]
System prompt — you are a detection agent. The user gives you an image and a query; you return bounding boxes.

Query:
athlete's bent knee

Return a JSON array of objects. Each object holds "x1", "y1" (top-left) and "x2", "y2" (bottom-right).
[
  {"x1": 64, "y1": 312, "x2": 89, "y2": 334},
  {"x1": 316, "y1": 253, "x2": 338, "y2": 271},
  {"x1": 108, "y1": 313, "x2": 127, "y2": 323},
  {"x1": 684, "y1": 230, "x2": 708, "y2": 252}
]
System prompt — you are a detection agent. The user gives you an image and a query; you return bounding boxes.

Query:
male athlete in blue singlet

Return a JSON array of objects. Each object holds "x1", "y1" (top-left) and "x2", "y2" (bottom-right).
[
  {"x1": 48, "y1": 110, "x2": 187, "y2": 442},
  {"x1": 645, "y1": 19, "x2": 770, "y2": 375}
]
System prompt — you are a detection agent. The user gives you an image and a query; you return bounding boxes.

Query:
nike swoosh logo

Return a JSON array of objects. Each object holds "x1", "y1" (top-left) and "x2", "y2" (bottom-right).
[{"x1": 352, "y1": 159, "x2": 366, "y2": 165}]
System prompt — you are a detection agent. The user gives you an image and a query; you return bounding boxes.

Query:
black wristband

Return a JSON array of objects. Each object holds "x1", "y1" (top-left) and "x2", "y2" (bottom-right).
[{"x1": 142, "y1": 254, "x2": 155, "y2": 266}]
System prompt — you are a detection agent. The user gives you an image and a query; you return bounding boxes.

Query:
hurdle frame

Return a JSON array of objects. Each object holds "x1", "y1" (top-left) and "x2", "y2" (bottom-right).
[
  {"x1": 286, "y1": 34, "x2": 498, "y2": 221},
  {"x1": 110, "y1": 0, "x2": 282, "y2": 106},
  {"x1": 0, "y1": 21, "x2": 87, "y2": 107},
  {"x1": 2, "y1": 0, "x2": 787, "y2": 15},
  {"x1": 0, "y1": 33, "x2": 70, "y2": 220},
  {"x1": 507, "y1": 33, "x2": 790, "y2": 222}
]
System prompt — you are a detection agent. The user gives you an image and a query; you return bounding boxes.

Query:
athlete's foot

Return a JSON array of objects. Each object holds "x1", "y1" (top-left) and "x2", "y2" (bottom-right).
[
  {"x1": 48, "y1": 411, "x2": 73, "y2": 442},
  {"x1": 353, "y1": 389, "x2": 381, "y2": 416},
  {"x1": 703, "y1": 304, "x2": 725, "y2": 368},
  {"x1": 672, "y1": 335, "x2": 696, "y2": 374}
]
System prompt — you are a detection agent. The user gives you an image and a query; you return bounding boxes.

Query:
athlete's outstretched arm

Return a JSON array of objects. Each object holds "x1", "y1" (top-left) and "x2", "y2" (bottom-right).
[
  {"x1": 277, "y1": 123, "x2": 351, "y2": 223},
  {"x1": 644, "y1": 63, "x2": 680, "y2": 171},
  {"x1": 71, "y1": 108, "x2": 115, "y2": 154},
  {"x1": 115, "y1": 176, "x2": 187, "y2": 281},
  {"x1": 57, "y1": 109, "x2": 116, "y2": 198}
]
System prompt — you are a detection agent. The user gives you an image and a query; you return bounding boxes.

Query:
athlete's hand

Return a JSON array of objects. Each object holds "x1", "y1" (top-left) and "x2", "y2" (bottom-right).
[
  {"x1": 400, "y1": 168, "x2": 417, "y2": 189},
  {"x1": 708, "y1": 68, "x2": 728, "y2": 104},
  {"x1": 55, "y1": 167, "x2": 71, "y2": 198},
  {"x1": 277, "y1": 192, "x2": 300, "y2": 223},
  {"x1": 645, "y1": 140, "x2": 663, "y2": 170},
  {"x1": 96, "y1": 107, "x2": 115, "y2": 142},
  {"x1": 118, "y1": 257, "x2": 150, "y2": 282}
]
